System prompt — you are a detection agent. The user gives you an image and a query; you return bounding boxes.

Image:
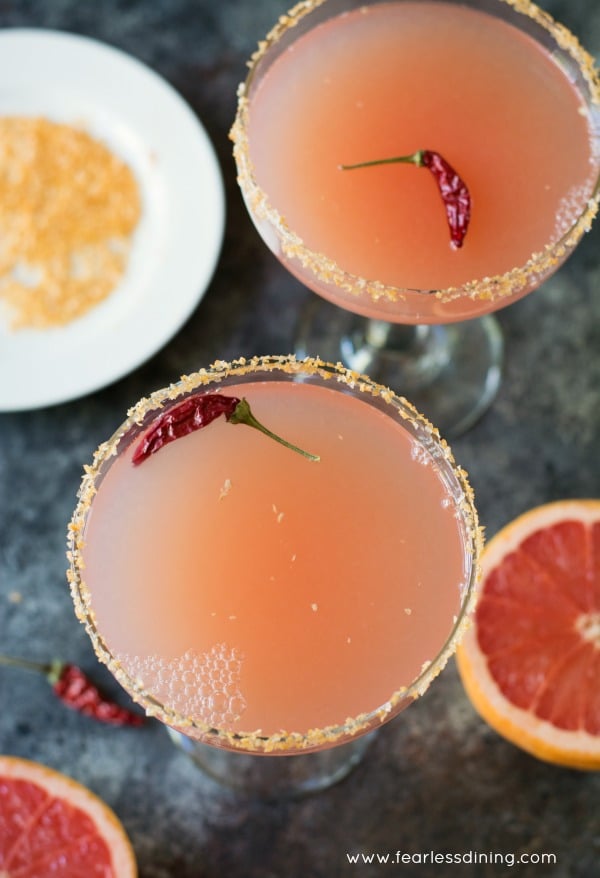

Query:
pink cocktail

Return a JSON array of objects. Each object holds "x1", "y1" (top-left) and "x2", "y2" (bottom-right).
[
  {"x1": 68, "y1": 356, "x2": 481, "y2": 795},
  {"x1": 231, "y1": 0, "x2": 600, "y2": 433}
]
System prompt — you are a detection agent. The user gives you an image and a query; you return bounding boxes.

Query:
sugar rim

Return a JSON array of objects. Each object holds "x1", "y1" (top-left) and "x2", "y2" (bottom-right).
[
  {"x1": 67, "y1": 354, "x2": 483, "y2": 753},
  {"x1": 230, "y1": 0, "x2": 600, "y2": 310}
]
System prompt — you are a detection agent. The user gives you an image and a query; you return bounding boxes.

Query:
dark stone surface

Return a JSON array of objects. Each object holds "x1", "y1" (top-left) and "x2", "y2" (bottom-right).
[{"x1": 1, "y1": 1, "x2": 599, "y2": 876}]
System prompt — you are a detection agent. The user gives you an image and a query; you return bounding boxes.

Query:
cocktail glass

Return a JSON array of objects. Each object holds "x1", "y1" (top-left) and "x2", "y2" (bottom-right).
[
  {"x1": 68, "y1": 355, "x2": 481, "y2": 798},
  {"x1": 230, "y1": 0, "x2": 600, "y2": 435}
]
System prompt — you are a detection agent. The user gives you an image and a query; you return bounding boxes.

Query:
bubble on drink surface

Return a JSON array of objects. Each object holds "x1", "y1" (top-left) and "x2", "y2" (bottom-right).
[
  {"x1": 118, "y1": 643, "x2": 247, "y2": 728},
  {"x1": 410, "y1": 443, "x2": 432, "y2": 467},
  {"x1": 553, "y1": 178, "x2": 596, "y2": 240}
]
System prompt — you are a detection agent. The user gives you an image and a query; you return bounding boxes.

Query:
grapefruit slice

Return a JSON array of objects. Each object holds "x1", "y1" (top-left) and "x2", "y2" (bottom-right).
[
  {"x1": 456, "y1": 499, "x2": 600, "y2": 770},
  {"x1": 0, "y1": 755, "x2": 137, "y2": 876}
]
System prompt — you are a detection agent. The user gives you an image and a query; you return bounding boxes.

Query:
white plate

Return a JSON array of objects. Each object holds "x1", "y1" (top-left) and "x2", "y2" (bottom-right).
[{"x1": 0, "y1": 29, "x2": 226, "y2": 411}]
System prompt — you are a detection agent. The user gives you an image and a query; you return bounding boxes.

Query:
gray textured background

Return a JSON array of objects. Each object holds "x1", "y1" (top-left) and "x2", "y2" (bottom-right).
[{"x1": 1, "y1": 1, "x2": 599, "y2": 876}]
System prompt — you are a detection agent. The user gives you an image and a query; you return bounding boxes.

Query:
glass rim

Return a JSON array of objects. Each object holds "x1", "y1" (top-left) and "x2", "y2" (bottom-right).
[
  {"x1": 230, "y1": 0, "x2": 600, "y2": 310},
  {"x1": 67, "y1": 354, "x2": 483, "y2": 754}
]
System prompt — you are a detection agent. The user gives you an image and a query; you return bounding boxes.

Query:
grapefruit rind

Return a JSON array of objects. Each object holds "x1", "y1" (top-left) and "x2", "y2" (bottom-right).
[
  {"x1": 0, "y1": 754, "x2": 137, "y2": 876},
  {"x1": 456, "y1": 499, "x2": 600, "y2": 771}
]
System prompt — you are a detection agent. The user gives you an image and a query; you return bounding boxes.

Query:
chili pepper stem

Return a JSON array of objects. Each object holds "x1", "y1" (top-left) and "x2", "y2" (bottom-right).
[
  {"x1": 0, "y1": 652, "x2": 61, "y2": 679},
  {"x1": 340, "y1": 148, "x2": 470, "y2": 249},
  {"x1": 229, "y1": 398, "x2": 320, "y2": 462},
  {"x1": 0, "y1": 653, "x2": 48, "y2": 674},
  {"x1": 339, "y1": 150, "x2": 425, "y2": 171}
]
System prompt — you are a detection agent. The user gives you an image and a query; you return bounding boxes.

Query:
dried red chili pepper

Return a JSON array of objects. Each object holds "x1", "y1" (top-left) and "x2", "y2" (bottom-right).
[
  {"x1": 131, "y1": 392, "x2": 320, "y2": 464},
  {"x1": 0, "y1": 654, "x2": 144, "y2": 726},
  {"x1": 340, "y1": 149, "x2": 471, "y2": 249},
  {"x1": 50, "y1": 663, "x2": 144, "y2": 726}
]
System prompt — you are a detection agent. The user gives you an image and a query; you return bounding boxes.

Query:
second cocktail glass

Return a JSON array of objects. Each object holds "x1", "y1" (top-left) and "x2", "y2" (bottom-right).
[
  {"x1": 231, "y1": 0, "x2": 600, "y2": 435},
  {"x1": 68, "y1": 355, "x2": 481, "y2": 797}
]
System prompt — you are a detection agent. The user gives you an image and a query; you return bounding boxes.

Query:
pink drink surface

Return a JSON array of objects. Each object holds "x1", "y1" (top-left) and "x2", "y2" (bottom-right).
[
  {"x1": 82, "y1": 381, "x2": 468, "y2": 737},
  {"x1": 247, "y1": 2, "x2": 597, "y2": 304}
]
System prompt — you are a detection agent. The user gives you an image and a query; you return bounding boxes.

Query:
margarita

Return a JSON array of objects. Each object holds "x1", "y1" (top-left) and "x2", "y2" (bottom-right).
[
  {"x1": 233, "y1": 0, "x2": 600, "y2": 323},
  {"x1": 69, "y1": 358, "x2": 480, "y2": 753}
]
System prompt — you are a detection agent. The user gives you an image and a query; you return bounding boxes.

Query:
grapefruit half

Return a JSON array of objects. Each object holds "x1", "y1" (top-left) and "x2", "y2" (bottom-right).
[
  {"x1": 0, "y1": 754, "x2": 137, "y2": 876},
  {"x1": 456, "y1": 499, "x2": 600, "y2": 770}
]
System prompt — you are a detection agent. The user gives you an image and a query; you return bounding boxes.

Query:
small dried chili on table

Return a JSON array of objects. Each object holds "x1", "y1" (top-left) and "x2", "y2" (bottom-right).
[
  {"x1": 50, "y1": 663, "x2": 144, "y2": 726},
  {"x1": 340, "y1": 148, "x2": 471, "y2": 249},
  {"x1": 0, "y1": 653, "x2": 144, "y2": 726}
]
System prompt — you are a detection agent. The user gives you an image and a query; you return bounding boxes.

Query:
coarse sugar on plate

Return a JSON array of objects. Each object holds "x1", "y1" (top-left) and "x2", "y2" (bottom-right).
[{"x1": 0, "y1": 116, "x2": 141, "y2": 330}]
